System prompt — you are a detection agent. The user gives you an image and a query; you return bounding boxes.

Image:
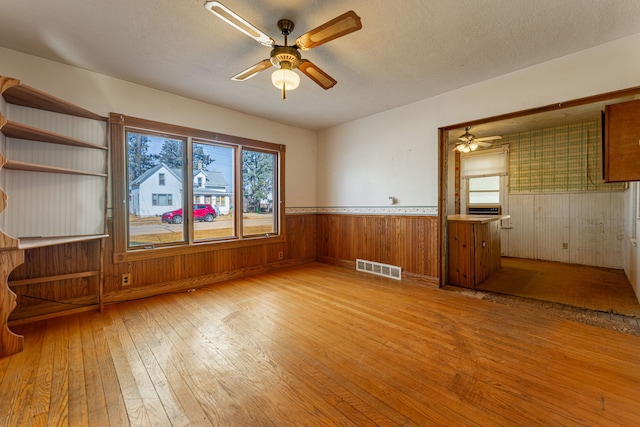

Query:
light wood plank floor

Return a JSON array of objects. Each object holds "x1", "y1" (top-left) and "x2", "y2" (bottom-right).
[{"x1": 2, "y1": 263, "x2": 640, "y2": 426}]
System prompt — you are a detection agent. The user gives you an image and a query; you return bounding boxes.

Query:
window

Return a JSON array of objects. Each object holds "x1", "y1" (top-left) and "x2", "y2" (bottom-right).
[
  {"x1": 110, "y1": 113, "x2": 285, "y2": 259},
  {"x1": 460, "y1": 147, "x2": 509, "y2": 213},
  {"x1": 152, "y1": 193, "x2": 173, "y2": 206},
  {"x1": 468, "y1": 176, "x2": 500, "y2": 205},
  {"x1": 242, "y1": 149, "x2": 276, "y2": 236}
]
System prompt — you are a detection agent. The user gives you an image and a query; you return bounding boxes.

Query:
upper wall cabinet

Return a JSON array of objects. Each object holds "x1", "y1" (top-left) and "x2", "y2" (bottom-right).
[
  {"x1": 604, "y1": 99, "x2": 640, "y2": 182},
  {"x1": 0, "y1": 76, "x2": 108, "y2": 249}
]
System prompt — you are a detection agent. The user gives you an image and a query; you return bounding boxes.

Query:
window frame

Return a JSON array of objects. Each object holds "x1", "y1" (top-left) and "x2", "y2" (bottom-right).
[
  {"x1": 467, "y1": 175, "x2": 501, "y2": 207},
  {"x1": 110, "y1": 113, "x2": 286, "y2": 263}
]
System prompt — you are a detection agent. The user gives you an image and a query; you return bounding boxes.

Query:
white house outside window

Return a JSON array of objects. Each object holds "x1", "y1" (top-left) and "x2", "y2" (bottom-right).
[{"x1": 114, "y1": 114, "x2": 284, "y2": 254}]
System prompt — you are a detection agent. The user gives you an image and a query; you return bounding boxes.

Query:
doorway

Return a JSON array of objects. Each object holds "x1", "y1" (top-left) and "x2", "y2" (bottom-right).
[{"x1": 438, "y1": 88, "x2": 640, "y2": 316}]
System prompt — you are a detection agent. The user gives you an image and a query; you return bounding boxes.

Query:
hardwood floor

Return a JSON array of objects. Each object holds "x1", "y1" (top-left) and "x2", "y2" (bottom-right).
[
  {"x1": 2, "y1": 263, "x2": 640, "y2": 426},
  {"x1": 476, "y1": 257, "x2": 640, "y2": 317}
]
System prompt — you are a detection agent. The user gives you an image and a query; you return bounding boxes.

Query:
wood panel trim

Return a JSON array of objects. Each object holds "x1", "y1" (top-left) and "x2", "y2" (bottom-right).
[
  {"x1": 316, "y1": 256, "x2": 438, "y2": 287},
  {"x1": 8, "y1": 271, "x2": 100, "y2": 287},
  {"x1": 0, "y1": 249, "x2": 24, "y2": 357},
  {"x1": 441, "y1": 86, "x2": 640, "y2": 132},
  {"x1": 103, "y1": 257, "x2": 315, "y2": 305}
]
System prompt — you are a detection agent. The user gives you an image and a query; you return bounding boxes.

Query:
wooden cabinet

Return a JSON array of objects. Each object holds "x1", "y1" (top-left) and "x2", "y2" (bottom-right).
[
  {"x1": 603, "y1": 99, "x2": 640, "y2": 182},
  {"x1": 0, "y1": 76, "x2": 108, "y2": 357},
  {"x1": 448, "y1": 215, "x2": 506, "y2": 288}
]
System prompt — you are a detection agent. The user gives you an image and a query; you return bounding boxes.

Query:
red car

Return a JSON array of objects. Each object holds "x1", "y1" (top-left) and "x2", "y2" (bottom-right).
[{"x1": 161, "y1": 204, "x2": 217, "y2": 224}]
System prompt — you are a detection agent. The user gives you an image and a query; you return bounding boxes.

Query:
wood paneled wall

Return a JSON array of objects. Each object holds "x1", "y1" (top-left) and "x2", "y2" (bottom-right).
[
  {"x1": 101, "y1": 214, "x2": 317, "y2": 303},
  {"x1": 8, "y1": 240, "x2": 102, "y2": 321},
  {"x1": 316, "y1": 214, "x2": 439, "y2": 286},
  {"x1": 8, "y1": 212, "x2": 440, "y2": 321}
]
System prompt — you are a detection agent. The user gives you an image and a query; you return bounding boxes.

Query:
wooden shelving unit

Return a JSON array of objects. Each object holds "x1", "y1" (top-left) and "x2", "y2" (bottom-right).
[{"x1": 0, "y1": 76, "x2": 108, "y2": 358}]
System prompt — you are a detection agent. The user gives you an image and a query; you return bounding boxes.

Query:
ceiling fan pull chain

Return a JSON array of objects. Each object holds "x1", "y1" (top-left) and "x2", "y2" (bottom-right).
[{"x1": 282, "y1": 83, "x2": 286, "y2": 100}]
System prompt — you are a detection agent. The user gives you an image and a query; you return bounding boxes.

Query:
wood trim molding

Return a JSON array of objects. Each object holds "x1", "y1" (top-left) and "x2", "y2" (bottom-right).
[{"x1": 103, "y1": 257, "x2": 315, "y2": 304}]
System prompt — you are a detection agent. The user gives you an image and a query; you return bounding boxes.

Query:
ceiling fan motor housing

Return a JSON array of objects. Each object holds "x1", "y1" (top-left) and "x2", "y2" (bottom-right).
[{"x1": 270, "y1": 46, "x2": 301, "y2": 70}]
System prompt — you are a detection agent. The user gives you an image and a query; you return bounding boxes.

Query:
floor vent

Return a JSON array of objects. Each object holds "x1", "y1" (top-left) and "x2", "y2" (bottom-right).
[{"x1": 356, "y1": 259, "x2": 402, "y2": 280}]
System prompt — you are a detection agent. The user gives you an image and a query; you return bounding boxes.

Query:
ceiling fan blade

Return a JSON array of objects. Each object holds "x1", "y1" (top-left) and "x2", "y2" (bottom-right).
[
  {"x1": 231, "y1": 59, "x2": 272, "y2": 81},
  {"x1": 476, "y1": 141, "x2": 494, "y2": 147},
  {"x1": 474, "y1": 136, "x2": 502, "y2": 142},
  {"x1": 298, "y1": 60, "x2": 337, "y2": 89},
  {"x1": 295, "y1": 10, "x2": 362, "y2": 50},
  {"x1": 204, "y1": 1, "x2": 275, "y2": 47}
]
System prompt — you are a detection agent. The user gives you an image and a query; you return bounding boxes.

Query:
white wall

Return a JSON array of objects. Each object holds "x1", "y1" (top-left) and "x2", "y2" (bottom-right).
[
  {"x1": 318, "y1": 33, "x2": 640, "y2": 208},
  {"x1": 0, "y1": 47, "x2": 318, "y2": 209},
  {"x1": 317, "y1": 33, "x2": 640, "y2": 298},
  {"x1": 623, "y1": 184, "x2": 640, "y2": 303}
]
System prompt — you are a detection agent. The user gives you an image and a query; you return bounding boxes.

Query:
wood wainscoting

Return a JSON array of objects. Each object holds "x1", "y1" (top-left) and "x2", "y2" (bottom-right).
[
  {"x1": 7, "y1": 214, "x2": 317, "y2": 323},
  {"x1": 316, "y1": 214, "x2": 439, "y2": 286},
  {"x1": 6, "y1": 213, "x2": 439, "y2": 324}
]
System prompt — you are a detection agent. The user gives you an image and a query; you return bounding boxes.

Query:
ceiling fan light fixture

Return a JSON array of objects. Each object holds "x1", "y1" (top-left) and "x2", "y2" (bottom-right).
[
  {"x1": 272, "y1": 63, "x2": 300, "y2": 99},
  {"x1": 456, "y1": 143, "x2": 471, "y2": 153},
  {"x1": 271, "y1": 67, "x2": 300, "y2": 90}
]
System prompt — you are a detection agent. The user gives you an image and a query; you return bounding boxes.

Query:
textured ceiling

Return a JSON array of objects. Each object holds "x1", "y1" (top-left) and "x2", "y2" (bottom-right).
[{"x1": 1, "y1": 0, "x2": 640, "y2": 131}]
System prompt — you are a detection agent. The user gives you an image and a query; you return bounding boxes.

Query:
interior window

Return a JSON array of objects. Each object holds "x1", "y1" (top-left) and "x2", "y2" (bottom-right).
[{"x1": 468, "y1": 176, "x2": 500, "y2": 205}]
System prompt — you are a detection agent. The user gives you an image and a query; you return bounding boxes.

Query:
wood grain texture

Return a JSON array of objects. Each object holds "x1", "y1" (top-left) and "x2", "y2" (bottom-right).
[
  {"x1": 448, "y1": 219, "x2": 502, "y2": 287},
  {"x1": 604, "y1": 99, "x2": 640, "y2": 182},
  {"x1": 1, "y1": 263, "x2": 639, "y2": 425},
  {"x1": 102, "y1": 214, "x2": 315, "y2": 297},
  {"x1": 0, "y1": 250, "x2": 24, "y2": 357},
  {"x1": 8, "y1": 240, "x2": 102, "y2": 322},
  {"x1": 316, "y1": 214, "x2": 439, "y2": 280}
]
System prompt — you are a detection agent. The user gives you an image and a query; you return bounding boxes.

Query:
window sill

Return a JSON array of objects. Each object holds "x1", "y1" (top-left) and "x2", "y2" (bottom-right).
[{"x1": 113, "y1": 234, "x2": 285, "y2": 263}]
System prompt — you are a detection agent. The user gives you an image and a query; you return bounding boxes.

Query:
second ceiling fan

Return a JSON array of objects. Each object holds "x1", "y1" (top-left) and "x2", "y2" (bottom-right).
[
  {"x1": 453, "y1": 127, "x2": 502, "y2": 153},
  {"x1": 204, "y1": 1, "x2": 362, "y2": 99}
]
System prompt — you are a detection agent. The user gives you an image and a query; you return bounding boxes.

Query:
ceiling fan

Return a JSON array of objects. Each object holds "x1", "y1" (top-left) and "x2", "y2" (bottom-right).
[
  {"x1": 203, "y1": 1, "x2": 362, "y2": 99},
  {"x1": 452, "y1": 126, "x2": 502, "y2": 153}
]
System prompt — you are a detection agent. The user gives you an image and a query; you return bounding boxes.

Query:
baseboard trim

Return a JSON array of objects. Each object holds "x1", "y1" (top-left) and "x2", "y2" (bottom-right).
[
  {"x1": 103, "y1": 257, "x2": 315, "y2": 304},
  {"x1": 316, "y1": 256, "x2": 438, "y2": 288}
]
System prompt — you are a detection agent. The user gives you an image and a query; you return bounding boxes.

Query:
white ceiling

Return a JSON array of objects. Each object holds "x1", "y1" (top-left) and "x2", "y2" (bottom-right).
[{"x1": 1, "y1": 0, "x2": 640, "y2": 132}]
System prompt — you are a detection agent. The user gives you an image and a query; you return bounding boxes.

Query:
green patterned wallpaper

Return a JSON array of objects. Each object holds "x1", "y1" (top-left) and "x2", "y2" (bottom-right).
[{"x1": 501, "y1": 120, "x2": 626, "y2": 192}]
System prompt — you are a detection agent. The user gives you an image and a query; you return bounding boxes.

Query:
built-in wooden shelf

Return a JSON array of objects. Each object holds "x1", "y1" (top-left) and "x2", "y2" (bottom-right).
[
  {"x1": 3, "y1": 159, "x2": 107, "y2": 177},
  {"x1": 0, "y1": 117, "x2": 108, "y2": 150},
  {"x1": 9, "y1": 270, "x2": 100, "y2": 287},
  {"x1": 17, "y1": 234, "x2": 108, "y2": 250},
  {"x1": 0, "y1": 75, "x2": 108, "y2": 358},
  {"x1": 1, "y1": 79, "x2": 106, "y2": 121}
]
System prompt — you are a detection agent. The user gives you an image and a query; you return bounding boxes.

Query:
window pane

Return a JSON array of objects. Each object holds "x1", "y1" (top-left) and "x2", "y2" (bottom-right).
[
  {"x1": 242, "y1": 149, "x2": 276, "y2": 236},
  {"x1": 192, "y1": 142, "x2": 235, "y2": 241},
  {"x1": 127, "y1": 131, "x2": 186, "y2": 247},
  {"x1": 469, "y1": 191, "x2": 500, "y2": 204},
  {"x1": 469, "y1": 176, "x2": 499, "y2": 191}
]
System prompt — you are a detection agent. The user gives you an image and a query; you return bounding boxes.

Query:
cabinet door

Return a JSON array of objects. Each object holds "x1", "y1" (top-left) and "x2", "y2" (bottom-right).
[{"x1": 604, "y1": 99, "x2": 640, "y2": 182}]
